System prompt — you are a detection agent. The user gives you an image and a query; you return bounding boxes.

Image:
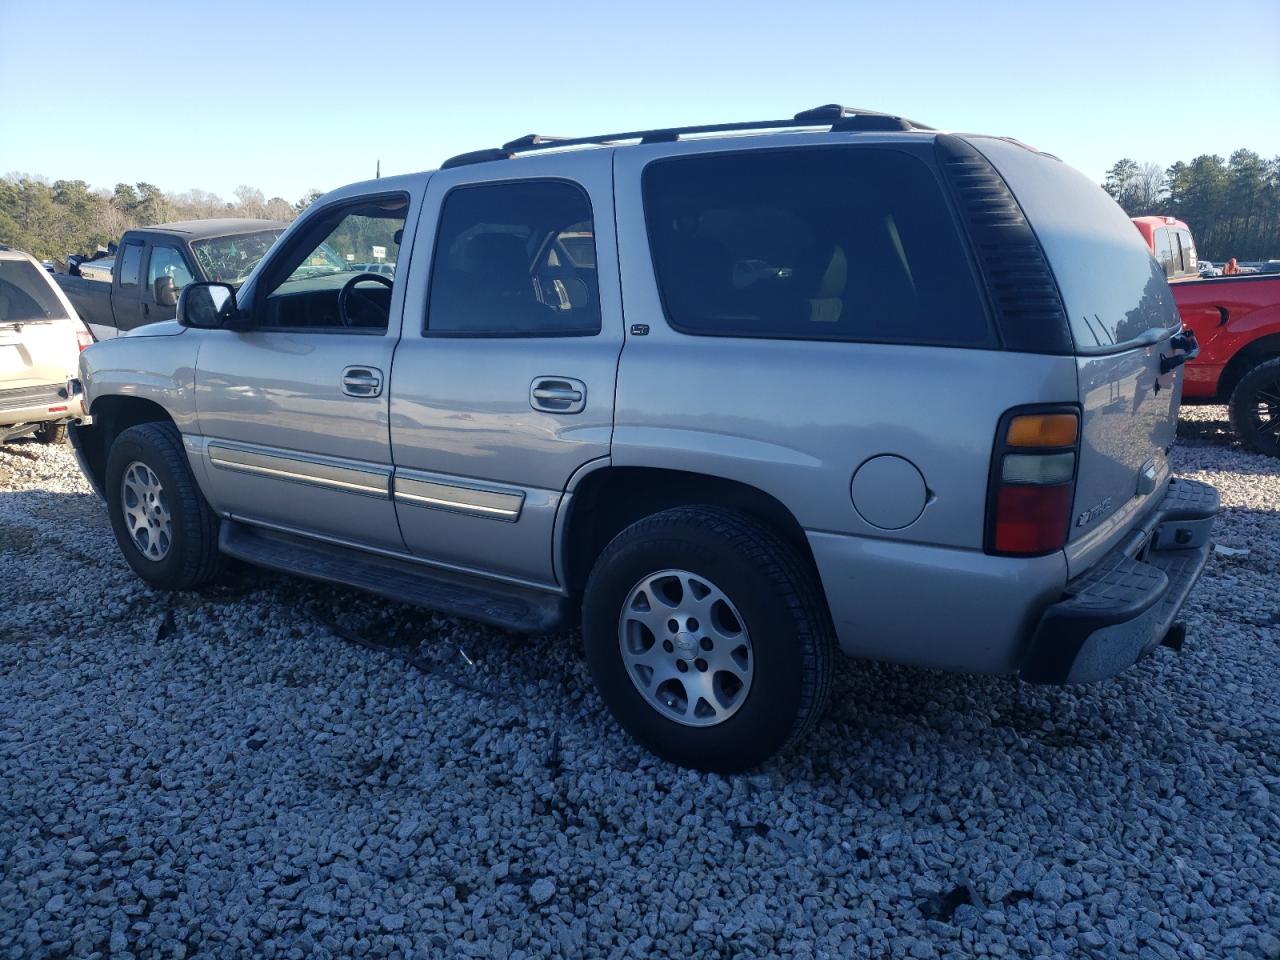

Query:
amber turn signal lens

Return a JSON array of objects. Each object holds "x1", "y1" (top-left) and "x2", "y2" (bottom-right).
[{"x1": 1006, "y1": 413, "x2": 1078, "y2": 448}]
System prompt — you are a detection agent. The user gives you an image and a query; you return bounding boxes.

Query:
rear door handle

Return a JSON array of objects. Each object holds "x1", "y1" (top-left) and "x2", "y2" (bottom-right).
[
  {"x1": 530, "y1": 377, "x2": 586, "y2": 414},
  {"x1": 342, "y1": 365, "x2": 383, "y2": 398}
]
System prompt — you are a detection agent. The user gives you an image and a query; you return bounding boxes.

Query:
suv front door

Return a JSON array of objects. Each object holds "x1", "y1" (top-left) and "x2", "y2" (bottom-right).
[
  {"x1": 192, "y1": 191, "x2": 417, "y2": 549},
  {"x1": 389, "y1": 154, "x2": 622, "y2": 587}
]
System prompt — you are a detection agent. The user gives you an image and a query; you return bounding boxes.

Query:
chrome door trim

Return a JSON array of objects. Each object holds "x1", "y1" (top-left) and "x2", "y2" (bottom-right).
[
  {"x1": 393, "y1": 470, "x2": 525, "y2": 521},
  {"x1": 227, "y1": 513, "x2": 563, "y2": 594},
  {"x1": 207, "y1": 441, "x2": 390, "y2": 498}
]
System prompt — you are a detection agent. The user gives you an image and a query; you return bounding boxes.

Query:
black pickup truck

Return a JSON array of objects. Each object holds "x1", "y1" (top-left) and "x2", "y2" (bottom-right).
[{"x1": 57, "y1": 219, "x2": 285, "y2": 339}]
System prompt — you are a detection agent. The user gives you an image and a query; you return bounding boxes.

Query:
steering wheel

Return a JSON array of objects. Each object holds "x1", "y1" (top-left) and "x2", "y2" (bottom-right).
[{"x1": 337, "y1": 273, "x2": 393, "y2": 328}]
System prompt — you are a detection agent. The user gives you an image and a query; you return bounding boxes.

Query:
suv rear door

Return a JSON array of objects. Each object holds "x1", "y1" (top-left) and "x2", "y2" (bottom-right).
[
  {"x1": 388, "y1": 151, "x2": 622, "y2": 588},
  {"x1": 973, "y1": 138, "x2": 1185, "y2": 576}
]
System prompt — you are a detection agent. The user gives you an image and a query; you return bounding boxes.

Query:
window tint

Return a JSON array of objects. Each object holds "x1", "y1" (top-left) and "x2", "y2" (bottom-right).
[
  {"x1": 1176, "y1": 230, "x2": 1197, "y2": 274},
  {"x1": 147, "y1": 245, "x2": 194, "y2": 294},
  {"x1": 0, "y1": 259, "x2": 67, "y2": 321},
  {"x1": 427, "y1": 180, "x2": 600, "y2": 337},
  {"x1": 118, "y1": 242, "x2": 144, "y2": 288},
  {"x1": 259, "y1": 195, "x2": 407, "y2": 332},
  {"x1": 642, "y1": 148, "x2": 990, "y2": 345}
]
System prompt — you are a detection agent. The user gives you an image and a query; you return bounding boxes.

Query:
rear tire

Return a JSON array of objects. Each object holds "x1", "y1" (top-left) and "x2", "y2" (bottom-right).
[
  {"x1": 582, "y1": 506, "x2": 835, "y2": 772},
  {"x1": 36, "y1": 421, "x2": 67, "y2": 445},
  {"x1": 105, "y1": 422, "x2": 223, "y2": 591},
  {"x1": 1228, "y1": 356, "x2": 1280, "y2": 458}
]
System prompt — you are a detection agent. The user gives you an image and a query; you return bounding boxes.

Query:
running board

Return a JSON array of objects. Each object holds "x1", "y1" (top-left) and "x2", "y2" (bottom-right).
[{"x1": 218, "y1": 521, "x2": 569, "y2": 633}]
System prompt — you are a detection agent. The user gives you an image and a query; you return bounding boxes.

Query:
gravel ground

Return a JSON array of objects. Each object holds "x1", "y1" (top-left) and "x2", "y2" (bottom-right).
[{"x1": 1, "y1": 407, "x2": 1277, "y2": 960}]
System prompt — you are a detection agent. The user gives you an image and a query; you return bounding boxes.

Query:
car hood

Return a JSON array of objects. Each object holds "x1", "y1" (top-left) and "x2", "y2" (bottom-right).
[{"x1": 124, "y1": 320, "x2": 186, "y2": 338}]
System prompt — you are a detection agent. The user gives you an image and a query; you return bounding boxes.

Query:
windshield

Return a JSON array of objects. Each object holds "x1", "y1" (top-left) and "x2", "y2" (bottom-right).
[
  {"x1": 190, "y1": 229, "x2": 284, "y2": 286},
  {"x1": 281, "y1": 241, "x2": 351, "y2": 283},
  {"x1": 0, "y1": 258, "x2": 69, "y2": 322}
]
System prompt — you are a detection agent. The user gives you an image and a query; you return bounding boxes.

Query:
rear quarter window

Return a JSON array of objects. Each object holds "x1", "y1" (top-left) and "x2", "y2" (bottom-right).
[
  {"x1": 642, "y1": 147, "x2": 993, "y2": 346},
  {"x1": 971, "y1": 138, "x2": 1180, "y2": 352}
]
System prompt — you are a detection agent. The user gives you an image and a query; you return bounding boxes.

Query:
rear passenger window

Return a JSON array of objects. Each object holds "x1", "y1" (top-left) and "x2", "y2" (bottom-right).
[
  {"x1": 427, "y1": 180, "x2": 601, "y2": 337},
  {"x1": 118, "y1": 242, "x2": 144, "y2": 288},
  {"x1": 642, "y1": 148, "x2": 991, "y2": 346}
]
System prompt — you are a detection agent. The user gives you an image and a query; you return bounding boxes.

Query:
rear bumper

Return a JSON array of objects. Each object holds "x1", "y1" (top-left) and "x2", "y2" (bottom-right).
[{"x1": 1020, "y1": 477, "x2": 1219, "y2": 683}]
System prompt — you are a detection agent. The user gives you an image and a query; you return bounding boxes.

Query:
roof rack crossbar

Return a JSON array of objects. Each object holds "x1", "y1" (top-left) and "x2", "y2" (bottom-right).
[{"x1": 441, "y1": 104, "x2": 933, "y2": 168}]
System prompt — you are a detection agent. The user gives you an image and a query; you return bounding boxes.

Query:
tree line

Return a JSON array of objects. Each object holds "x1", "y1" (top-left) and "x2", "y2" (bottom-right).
[
  {"x1": 1103, "y1": 149, "x2": 1280, "y2": 261},
  {"x1": 0, "y1": 174, "x2": 324, "y2": 263}
]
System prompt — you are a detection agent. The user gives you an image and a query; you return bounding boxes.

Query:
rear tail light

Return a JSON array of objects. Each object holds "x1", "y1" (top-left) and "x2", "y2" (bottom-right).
[
  {"x1": 76, "y1": 329, "x2": 94, "y2": 351},
  {"x1": 986, "y1": 408, "x2": 1080, "y2": 556}
]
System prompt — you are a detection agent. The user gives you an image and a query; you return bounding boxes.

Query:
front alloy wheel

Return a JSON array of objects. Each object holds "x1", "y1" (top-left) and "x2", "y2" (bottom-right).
[{"x1": 121, "y1": 460, "x2": 173, "y2": 560}]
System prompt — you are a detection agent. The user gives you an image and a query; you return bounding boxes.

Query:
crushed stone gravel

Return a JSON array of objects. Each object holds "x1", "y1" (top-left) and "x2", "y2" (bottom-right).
[{"x1": 1, "y1": 405, "x2": 1277, "y2": 959}]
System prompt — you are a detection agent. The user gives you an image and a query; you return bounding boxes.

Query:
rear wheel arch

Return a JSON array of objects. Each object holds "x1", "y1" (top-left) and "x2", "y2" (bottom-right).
[{"x1": 560, "y1": 466, "x2": 821, "y2": 595}]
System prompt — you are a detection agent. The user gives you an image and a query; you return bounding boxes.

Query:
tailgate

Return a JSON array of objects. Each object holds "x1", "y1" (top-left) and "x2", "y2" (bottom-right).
[
  {"x1": 0, "y1": 319, "x2": 79, "y2": 389},
  {"x1": 971, "y1": 137, "x2": 1184, "y2": 576}
]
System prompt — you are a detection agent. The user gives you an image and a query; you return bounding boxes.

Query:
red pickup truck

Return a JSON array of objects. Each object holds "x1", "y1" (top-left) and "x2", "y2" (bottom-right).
[
  {"x1": 1174, "y1": 274, "x2": 1280, "y2": 457},
  {"x1": 1130, "y1": 217, "x2": 1280, "y2": 457}
]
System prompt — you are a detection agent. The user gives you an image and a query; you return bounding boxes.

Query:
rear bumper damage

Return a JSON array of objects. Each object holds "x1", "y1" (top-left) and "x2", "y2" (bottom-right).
[{"x1": 1020, "y1": 477, "x2": 1220, "y2": 684}]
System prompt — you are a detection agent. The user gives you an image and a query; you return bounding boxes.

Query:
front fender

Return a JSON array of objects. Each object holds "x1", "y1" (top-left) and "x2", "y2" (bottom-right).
[{"x1": 80, "y1": 332, "x2": 201, "y2": 433}]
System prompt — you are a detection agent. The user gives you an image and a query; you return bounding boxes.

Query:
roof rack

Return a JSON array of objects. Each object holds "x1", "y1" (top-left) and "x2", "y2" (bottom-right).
[{"x1": 440, "y1": 104, "x2": 934, "y2": 169}]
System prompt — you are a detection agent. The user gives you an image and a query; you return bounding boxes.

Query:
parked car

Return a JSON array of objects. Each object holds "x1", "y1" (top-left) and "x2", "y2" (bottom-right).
[
  {"x1": 350, "y1": 262, "x2": 395, "y2": 276},
  {"x1": 1, "y1": 247, "x2": 90, "y2": 444},
  {"x1": 1175, "y1": 273, "x2": 1280, "y2": 456},
  {"x1": 1131, "y1": 216, "x2": 1200, "y2": 281},
  {"x1": 1199, "y1": 261, "x2": 1221, "y2": 278},
  {"x1": 55, "y1": 219, "x2": 286, "y2": 340},
  {"x1": 68, "y1": 106, "x2": 1218, "y2": 771},
  {"x1": 1257, "y1": 260, "x2": 1280, "y2": 274}
]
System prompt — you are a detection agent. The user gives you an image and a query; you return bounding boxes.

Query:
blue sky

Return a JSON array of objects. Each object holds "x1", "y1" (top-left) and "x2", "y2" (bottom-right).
[{"x1": 2, "y1": 0, "x2": 1277, "y2": 203}]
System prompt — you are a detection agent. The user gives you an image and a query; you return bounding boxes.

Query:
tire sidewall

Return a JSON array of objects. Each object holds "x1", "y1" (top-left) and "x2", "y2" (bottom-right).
[
  {"x1": 106, "y1": 428, "x2": 197, "y2": 587},
  {"x1": 1231, "y1": 358, "x2": 1280, "y2": 458},
  {"x1": 583, "y1": 524, "x2": 806, "y2": 771}
]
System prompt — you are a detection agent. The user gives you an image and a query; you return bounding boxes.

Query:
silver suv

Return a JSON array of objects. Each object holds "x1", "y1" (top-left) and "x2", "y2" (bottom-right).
[{"x1": 69, "y1": 106, "x2": 1218, "y2": 771}]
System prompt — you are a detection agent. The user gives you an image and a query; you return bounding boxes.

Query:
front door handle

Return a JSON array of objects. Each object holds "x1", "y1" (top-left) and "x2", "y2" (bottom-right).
[
  {"x1": 530, "y1": 377, "x2": 586, "y2": 414},
  {"x1": 342, "y1": 365, "x2": 384, "y2": 398}
]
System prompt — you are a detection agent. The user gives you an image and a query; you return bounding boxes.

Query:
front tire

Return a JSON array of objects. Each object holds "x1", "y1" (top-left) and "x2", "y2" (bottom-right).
[
  {"x1": 105, "y1": 422, "x2": 222, "y2": 590},
  {"x1": 1228, "y1": 356, "x2": 1280, "y2": 458},
  {"x1": 582, "y1": 506, "x2": 835, "y2": 772}
]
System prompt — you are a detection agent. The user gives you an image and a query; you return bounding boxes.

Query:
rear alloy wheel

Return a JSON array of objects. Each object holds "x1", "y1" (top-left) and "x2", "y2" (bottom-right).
[
  {"x1": 1228, "y1": 356, "x2": 1280, "y2": 458},
  {"x1": 583, "y1": 506, "x2": 835, "y2": 772},
  {"x1": 106, "y1": 422, "x2": 222, "y2": 590}
]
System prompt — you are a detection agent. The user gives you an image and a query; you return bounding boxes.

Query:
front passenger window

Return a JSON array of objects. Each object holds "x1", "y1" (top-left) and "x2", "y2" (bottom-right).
[{"x1": 259, "y1": 194, "x2": 408, "y2": 331}]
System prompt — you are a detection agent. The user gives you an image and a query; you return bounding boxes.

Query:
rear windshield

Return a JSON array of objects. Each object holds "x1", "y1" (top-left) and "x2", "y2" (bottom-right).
[
  {"x1": 642, "y1": 147, "x2": 992, "y2": 346},
  {"x1": 0, "y1": 258, "x2": 68, "y2": 322},
  {"x1": 191, "y1": 229, "x2": 284, "y2": 286}
]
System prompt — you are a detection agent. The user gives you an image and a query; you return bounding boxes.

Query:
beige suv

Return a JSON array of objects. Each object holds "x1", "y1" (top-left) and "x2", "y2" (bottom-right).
[{"x1": 1, "y1": 247, "x2": 89, "y2": 444}]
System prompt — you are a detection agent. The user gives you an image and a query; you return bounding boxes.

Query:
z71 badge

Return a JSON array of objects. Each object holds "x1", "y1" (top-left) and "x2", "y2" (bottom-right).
[{"x1": 1076, "y1": 496, "x2": 1114, "y2": 527}]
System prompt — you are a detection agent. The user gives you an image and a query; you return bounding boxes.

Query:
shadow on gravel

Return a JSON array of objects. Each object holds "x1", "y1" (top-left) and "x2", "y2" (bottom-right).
[{"x1": 1177, "y1": 411, "x2": 1238, "y2": 448}]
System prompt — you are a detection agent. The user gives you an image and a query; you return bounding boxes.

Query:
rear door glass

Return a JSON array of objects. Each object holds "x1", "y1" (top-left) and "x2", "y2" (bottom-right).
[
  {"x1": 117, "y1": 242, "x2": 144, "y2": 288},
  {"x1": 641, "y1": 147, "x2": 992, "y2": 346},
  {"x1": 0, "y1": 259, "x2": 67, "y2": 321}
]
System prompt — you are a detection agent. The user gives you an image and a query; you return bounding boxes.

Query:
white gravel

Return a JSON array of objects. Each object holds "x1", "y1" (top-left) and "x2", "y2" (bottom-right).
[{"x1": 1, "y1": 408, "x2": 1277, "y2": 960}]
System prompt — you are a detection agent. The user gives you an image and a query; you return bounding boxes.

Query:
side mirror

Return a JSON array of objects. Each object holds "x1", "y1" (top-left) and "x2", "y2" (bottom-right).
[
  {"x1": 176, "y1": 282, "x2": 238, "y2": 329},
  {"x1": 153, "y1": 275, "x2": 178, "y2": 307}
]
